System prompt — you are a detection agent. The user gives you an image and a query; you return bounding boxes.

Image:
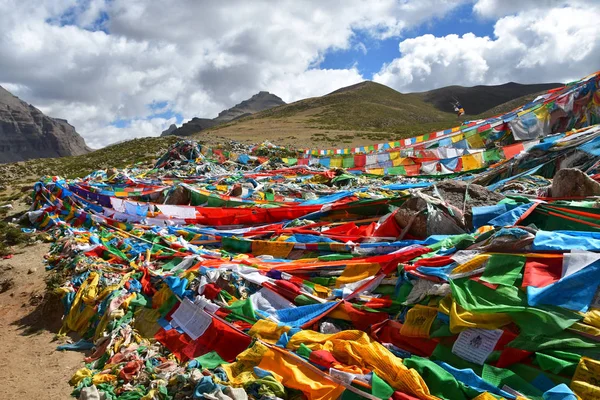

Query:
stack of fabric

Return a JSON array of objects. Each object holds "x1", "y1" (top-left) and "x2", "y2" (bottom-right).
[{"x1": 24, "y1": 71, "x2": 600, "y2": 400}]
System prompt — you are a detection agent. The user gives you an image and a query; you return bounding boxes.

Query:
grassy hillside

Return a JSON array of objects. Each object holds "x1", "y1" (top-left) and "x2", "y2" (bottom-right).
[
  {"x1": 235, "y1": 81, "x2": 459, "y2": 131},
  {"x1": 198, "y1": 82, "x2": 462, "y2": 148},
  {"x1": 194, "y1": 80, "x2": 562, "y2": 149},
  {"x1": 0, "y1": 79, "x2": 562, "y2": 196},
  {"x1": 0, "y1": 136, "x2": 179, "y2": 188}
]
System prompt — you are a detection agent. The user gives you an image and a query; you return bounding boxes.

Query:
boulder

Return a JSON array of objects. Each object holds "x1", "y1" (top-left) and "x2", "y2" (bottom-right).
[
  {"x1": 394, "y1": 180, "x2": 505, "y2": 238},
  {"x1": 550, "y1": 168, "x2": 600, "y2": 198},
  {"x1": 162, "y1": 185, "x2": 191, "y2": 205}
]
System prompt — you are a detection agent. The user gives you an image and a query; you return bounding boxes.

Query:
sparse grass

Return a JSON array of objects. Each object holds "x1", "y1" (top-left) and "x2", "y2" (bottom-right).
[
  {"x1": 200, "y1": 81, "x2": 563, "y2": 149},
  {"x1": 0, "y1": 244, "x2": 11, "y2": 257},
  {"x1": 2, "y1": 224, "x2": 28, "y2": 246},
  {"x1": 0, "y1": 192, "x2": 24, "y2": 202},
  {"x1": 0, "y1": 136, "x2": 179, "y2": 186},
  {"x1": 0, "y1": 221, "x2": 31, "y2": 256},
  {"x1": 45, "y1": 267, "x2": 71, "y2": 291},
  {"x1": 334, "y1": 134, "x2": 354, "y2": 144}
]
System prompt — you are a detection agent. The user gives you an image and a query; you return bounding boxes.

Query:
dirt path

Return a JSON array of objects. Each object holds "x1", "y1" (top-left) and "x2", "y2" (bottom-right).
[{"x1": 0, "y1": 243, "x2": 82, "y2": 399}]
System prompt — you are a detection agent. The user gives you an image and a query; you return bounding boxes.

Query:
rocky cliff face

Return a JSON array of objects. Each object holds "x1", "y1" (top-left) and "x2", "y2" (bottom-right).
[
  {"x1": 0, "y1": 86, "x2": 90, "y2": 163},
  {"x1": 214, "y1": 91, "x2": 285, "y2": 122},
  {"x1": 161, "y1": 124, "x2": 178, "y2": 136},
  {"x1": 163, "y1": 118, "x2": 219, "y2": 137},
  {"x1": 163, "y1": 91, "x2": 285, "y2": 137}
]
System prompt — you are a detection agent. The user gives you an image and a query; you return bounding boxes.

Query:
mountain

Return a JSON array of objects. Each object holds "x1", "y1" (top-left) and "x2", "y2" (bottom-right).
[
  {"x1": 0, "y1": 86, "x2": 90, "y2": 163},
  {"x1": 193, "y1": 81, "x2": 459, "y2": 147},
  {"x1": 163, "y1": 91, "x2": 285, "y2": 137},
  {"x1": 418, "y1": 82, "x2": 562, "y2": 115},
  {"x1": 193, "y1": 80, "x2": 564, "y2": 148},
  {"x1": 165, "y1": 118, "x2": 219, "y2": 137},
  {"x1": 161, "y1": 124, "x2": 177, "y2": 136},
  {"x1": 214, "y1": 91, "x2": 286, "y2": 122}
]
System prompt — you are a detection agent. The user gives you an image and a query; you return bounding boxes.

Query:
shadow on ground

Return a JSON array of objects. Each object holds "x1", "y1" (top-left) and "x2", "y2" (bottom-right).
[{"x1": 11, "y1": 293, "x2": 68, "y2": 337}]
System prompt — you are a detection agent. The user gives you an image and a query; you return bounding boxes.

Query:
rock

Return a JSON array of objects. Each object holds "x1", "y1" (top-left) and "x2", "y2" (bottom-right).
[
  {"x1": 422, "y1": 180, "x2": 505, "y2": 210},
  {"x1": 107, "y1": 167, "x2": 118, "y2": 178},
  {"x1": 394, "y1": 197, "x2": 429, "y2": 238},
  {"x1": 229, "y1": 184, "x2": 243, "y2": 197},
  {"x1": 27, "y1": 267, "x2": 37, "y2": 274},
  {"x1": 550, "y1": 168, "x2": 600, "y2": 198},
  {"x1": 29, "y1": 293, "x2": 43, "y2": 306},
  {"x1": 162, "y1": 185, "x2": 191, "y2": 205},
  {"x1": 0, "y1": 277, "x2": 14, "y2": 293},
  {"x1": 0, "y1": 85, "x2": 90, "y2": 163},
  {"x1": 395, "y1": 180, "x2": 505, "y2": 238}
]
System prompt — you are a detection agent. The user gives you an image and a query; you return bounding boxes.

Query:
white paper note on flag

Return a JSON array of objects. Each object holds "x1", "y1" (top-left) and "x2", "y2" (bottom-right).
[
  {"x1": 329, "y1": 368, "x2": 357, "y2": 385},
  {"x1": 171, "y1": 298, "x2": 212, "y2": 340},
  {"x1": 452, "y1": 328, "x2": 503, "y2": 365}
]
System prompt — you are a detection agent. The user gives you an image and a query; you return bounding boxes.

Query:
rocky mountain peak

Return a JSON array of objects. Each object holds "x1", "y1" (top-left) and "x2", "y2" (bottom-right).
[
  {"x1": 163, "y1": 91, "x2": 286, "y2": 137},
  {"x1": 0, "y1": 85, "x2": 90, "y2": 163},
  {"x1": 161, "y1": 124, "x2": 178, "y2": 136},
  {"x1": 214, "y1": 91, "x2": 285, "y2": 122}
]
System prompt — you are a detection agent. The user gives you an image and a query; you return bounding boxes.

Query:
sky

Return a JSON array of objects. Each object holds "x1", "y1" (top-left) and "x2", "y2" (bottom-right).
[{"x1": 0, "y1": 0, "x2": 599, "y2": 148}]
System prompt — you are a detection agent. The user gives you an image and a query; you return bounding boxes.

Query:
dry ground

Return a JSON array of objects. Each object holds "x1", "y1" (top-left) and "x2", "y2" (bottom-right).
[
  {"x1": 196, "y1": 110, "x2": 413, "y2": 149},
  {"x1": 0, "y1": 242, "x2": 81, "y2": 399}
]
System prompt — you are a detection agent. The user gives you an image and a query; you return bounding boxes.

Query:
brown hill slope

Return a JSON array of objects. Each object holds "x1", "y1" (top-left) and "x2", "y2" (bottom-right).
[
  {"x1": 194, "y1": 80, "x2": 564, "y2": 149},
  {"x1": 197, "y1": 82, "x2": 459, "y2": 148}
]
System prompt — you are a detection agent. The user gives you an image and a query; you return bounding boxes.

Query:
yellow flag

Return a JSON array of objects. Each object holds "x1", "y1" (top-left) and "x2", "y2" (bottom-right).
[
  {"x1": 400, "y1": 305, "x2": 437, "y2": 338},
  {"x1": 572, "y1": 357, "x2": 600, "y2": 399}
]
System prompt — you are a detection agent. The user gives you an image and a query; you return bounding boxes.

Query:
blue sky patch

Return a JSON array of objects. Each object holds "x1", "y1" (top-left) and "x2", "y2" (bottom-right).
[
  {"x1": 45, "y1": 1, "x2": 110, "y2": 33},
  {"x1": 319, "y1": 3, "x2": 494, "y2": 79},
  {"x1": 148, "y1": 101, "x2": 183, "y2": 123}
]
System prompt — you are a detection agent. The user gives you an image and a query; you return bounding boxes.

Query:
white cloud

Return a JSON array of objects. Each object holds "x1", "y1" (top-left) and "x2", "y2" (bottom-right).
[
  {"x1": 84, "y1": 117, "x2": 178, "y2": 149},
  {"x1": 5, "y1": 0, "x2": 595, "y2": 148},
  {"x1": 472, "y1": 0, "x2": 598, "y2": 19},
  {"x1": 354, "y1": 42, "x2": 368, "y2": 55},
  {"x1": 0, "y1": 0, "x2": 465, "y2": 147},
  {"x1": 374, "y1": 3, "x2": 600, "y2": 92}
]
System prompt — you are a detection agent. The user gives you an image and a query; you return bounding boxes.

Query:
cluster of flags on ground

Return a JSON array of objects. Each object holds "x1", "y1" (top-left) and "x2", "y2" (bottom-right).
[{"x1": 24, "y1": 70, "x2": 600, "y2": 400}]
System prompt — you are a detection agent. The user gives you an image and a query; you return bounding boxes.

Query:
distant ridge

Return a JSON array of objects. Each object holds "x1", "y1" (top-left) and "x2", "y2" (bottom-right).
[
  {"x1": 419, "y1": 82, "x2": 563, "y2": 115},
  {"x1": 162, "y1": 91, "x2": 286, "y2": 137}
]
